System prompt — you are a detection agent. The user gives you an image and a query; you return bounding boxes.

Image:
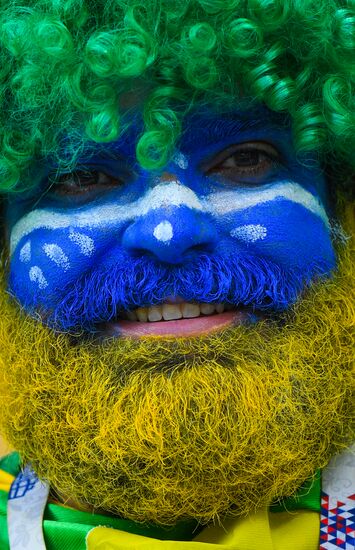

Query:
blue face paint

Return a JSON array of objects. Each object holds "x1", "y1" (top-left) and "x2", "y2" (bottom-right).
[{"x1": 6, "y1": 105, "x2": 336, "y2": 331}]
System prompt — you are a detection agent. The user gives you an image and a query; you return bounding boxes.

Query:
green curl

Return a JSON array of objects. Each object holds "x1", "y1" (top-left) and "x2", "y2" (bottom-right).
[
  {"x1": 0, "y1": 0, "x2": 354, "y2": 195},
  {"x1": 225, "y1": 18, "x2": 263, "y2": 59}
]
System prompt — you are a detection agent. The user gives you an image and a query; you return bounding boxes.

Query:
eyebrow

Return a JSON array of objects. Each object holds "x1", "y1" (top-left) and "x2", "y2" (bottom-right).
[
  {"x1": 52, "y1": 144, "x2": 129, "y2": 169},
  {"x1": 181, "y1": 111, "x2": 290, "y2": 148},
  {"x1": 57, "y1": 110, "x2": 290, "y2": 162}
]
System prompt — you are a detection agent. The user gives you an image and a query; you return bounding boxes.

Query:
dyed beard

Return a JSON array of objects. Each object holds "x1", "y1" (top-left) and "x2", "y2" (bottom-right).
[{"x1": 0, "y1": 240, "x2": 354, "y2": 527}]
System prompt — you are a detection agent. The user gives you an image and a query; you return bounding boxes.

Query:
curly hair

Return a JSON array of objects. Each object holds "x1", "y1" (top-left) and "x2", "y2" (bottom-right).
[{"x1": 0, "y1": 0, "x2": 354, "y2": 194}]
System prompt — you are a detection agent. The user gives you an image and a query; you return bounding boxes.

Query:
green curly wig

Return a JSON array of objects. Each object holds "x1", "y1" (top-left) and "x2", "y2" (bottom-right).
[{"x1": 0, "y1": 0, "x2": 354, "y2": 194}]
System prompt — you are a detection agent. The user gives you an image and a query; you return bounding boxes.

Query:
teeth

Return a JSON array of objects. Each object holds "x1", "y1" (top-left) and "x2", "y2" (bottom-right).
[
  {"x1": 136, "y1": 307, "x2": 148, "y2": 322},
  {"x1": 162, "y1": 304, "x2": 182, "y2": 321},
  {"x1": 126, "y1": 310, "x2": 138, "y2": 321},
  {"x1": 200, "y1": 303, "x2": 215, "y2": 315},
  {"x1": 181, "y1": 303, "x2": 201, "y2": 318},
  {"x1": 148, "y1": 305, "x2": 162, "y2": 322},
  {"x1": 125, "y1": 302, "x2": 231, "y2": 322}
]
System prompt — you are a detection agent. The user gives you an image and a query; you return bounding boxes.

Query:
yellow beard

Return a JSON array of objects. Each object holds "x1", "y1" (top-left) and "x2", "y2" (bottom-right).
[{"x1": 0, "y1": 208, "x2": 354, "y2": 526}]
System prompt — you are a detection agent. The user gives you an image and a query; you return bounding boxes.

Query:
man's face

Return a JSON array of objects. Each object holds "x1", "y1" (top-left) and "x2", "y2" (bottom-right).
[
  {"x1": 1, "y1": 105, "x2": 352, "y2": 526},
  {"x1": 6, "y1": 106, "x2": 335, "y2": 335}
]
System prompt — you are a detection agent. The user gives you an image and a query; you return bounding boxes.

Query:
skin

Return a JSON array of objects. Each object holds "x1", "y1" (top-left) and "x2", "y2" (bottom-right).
[
  {"x1": 2, "y1": 106, "x2": 352, "y2": 520},
  {"x1": 6, "y1": 106, "x2": 335, "y2": 336}
]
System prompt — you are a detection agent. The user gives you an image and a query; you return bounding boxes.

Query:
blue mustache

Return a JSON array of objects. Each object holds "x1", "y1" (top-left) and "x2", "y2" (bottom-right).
[{"x1": 43, "y1": 251, "x2": 332, "y2": 331}]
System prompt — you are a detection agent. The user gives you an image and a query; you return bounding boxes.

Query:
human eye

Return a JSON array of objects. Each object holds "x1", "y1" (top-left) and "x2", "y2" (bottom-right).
[
  {"x1": 48, "y1": 169, "x2": 124, "y2": 198},
  {"x1": 204, "y1": 141, "x2": 283, "y2": 185}
]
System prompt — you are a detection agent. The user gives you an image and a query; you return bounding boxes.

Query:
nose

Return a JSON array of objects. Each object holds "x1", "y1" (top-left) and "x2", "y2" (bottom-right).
[{"x1": 122, "y1": 206, "x2": 217, "y2": 264}]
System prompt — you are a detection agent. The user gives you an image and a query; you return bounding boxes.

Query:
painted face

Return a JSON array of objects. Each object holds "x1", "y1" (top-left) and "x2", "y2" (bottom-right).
[{"x1": 6, "y1": 107, "x2": 335, "y2": 336}]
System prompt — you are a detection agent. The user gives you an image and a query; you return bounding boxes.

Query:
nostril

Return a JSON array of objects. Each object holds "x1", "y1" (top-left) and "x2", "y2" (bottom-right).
[
  {"x1": 188, "y1": 243, "x2": 215, "y2": 254},
  {"x1": 122, "y1": 208, "x2": 217, "y2": 265},
  {"x1": 128, "y1": 248, "x2": 157, "y2": 260}
]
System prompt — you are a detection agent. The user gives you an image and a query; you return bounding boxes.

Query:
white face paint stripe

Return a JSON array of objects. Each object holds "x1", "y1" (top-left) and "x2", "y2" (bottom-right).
[
  {"x1": 207, "y1": 181, "x2": 329, "y2": 224},
  {"x1": 19, "y1": 240, "x2": 31, "y2": 263},
  {"x1": 10, "y1": 181, "x2": 329, "y2": 255},
  {"x1": 10, "y1": 183, "x2": 203, "y2": 254},
  {"x1": 29, "y1": 266, "x2": 48, "y2": 289},
  {"x1": 68, "y1": 230, "x2": 95, "y2": 256},
  {"x1": 43, "y1": 243, "x2": 70, "y2": 271}
]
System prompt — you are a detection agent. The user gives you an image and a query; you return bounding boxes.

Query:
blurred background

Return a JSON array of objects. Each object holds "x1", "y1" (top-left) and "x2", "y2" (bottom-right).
[{"x1": 0, "y1": 435, "x2": 11, "y2": 457}]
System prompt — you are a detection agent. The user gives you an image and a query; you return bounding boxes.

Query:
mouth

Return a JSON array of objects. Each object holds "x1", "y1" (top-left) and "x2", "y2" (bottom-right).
[{"x1": 103, "y1": 301, "x2": 255, "y2": 338}]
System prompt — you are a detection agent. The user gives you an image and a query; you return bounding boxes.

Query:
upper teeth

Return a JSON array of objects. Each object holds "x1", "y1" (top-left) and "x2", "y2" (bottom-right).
[{"x1": 125, "y1": 302, "x2": 231, "y2": 322}]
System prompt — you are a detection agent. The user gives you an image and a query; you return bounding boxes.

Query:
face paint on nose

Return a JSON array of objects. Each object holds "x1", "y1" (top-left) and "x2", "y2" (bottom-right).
[
  {"x1": 8, "y1": 174, "x2": 335, "y2": 316},
  {"x1": 122, "y1": 205, "x2": 217, "y2": 264},
  {"x1": 6, "y1": 103, "x2": 336, "y2": 336},
  {"x1": 9, "y1": 181, "x2": 205, "y2": 254},
  {"x1": 8, "y1": 180, "x2": 215, "y2": 311}
]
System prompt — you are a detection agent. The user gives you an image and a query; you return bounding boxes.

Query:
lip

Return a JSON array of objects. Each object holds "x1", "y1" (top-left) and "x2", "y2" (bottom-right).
[{"x1": 103, "y1": 310, "x2": 251, "y2": 338}]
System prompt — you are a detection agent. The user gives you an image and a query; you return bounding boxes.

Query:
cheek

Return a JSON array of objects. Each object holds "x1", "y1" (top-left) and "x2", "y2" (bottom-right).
[
  {"x1": 8, "y1": 223, "x2": 124, "y2": 309},
  {"x1": 220, "y1": 200, "x2": 336, "y2": 272}
]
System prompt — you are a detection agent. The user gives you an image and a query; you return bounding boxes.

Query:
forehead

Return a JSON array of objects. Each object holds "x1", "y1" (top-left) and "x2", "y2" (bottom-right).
[
  {"x1": 7, "y1": 101, "x2": 327, "y2": 217},
  {"x1": 133, "y1": 101, "x2": 289, "y2": 134},
  {"x1": 179, "y1": 105, "x2": 292, "y2": 156},
  {"x1": 57, "y1": 103, "x2": 293, "y2": 164}
]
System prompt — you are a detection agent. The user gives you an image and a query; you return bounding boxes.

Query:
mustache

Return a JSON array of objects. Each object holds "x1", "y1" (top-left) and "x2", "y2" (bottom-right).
[{"x1": 45, "y1": 251, "x2": 332, "y2": 331}]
